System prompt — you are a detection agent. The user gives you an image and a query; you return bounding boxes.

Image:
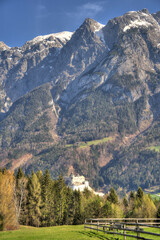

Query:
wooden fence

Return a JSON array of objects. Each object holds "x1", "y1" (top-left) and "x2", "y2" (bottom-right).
[{"x1": 84, "y1": 218, "x2": 160, "y2": 240}]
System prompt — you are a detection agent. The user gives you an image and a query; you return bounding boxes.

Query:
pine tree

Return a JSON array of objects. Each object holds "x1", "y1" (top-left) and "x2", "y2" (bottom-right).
[
  {"x1": 41, "y1": 169, "x2": 54, "y2": 226},
  {"x1": 129, "y1": 191, "x2": 136, "y2": 201},
  {"x1": 26, "y1": 171, "x2": 42, "y2": 227},
  {"x1": 125, "y1": 191, "x2": 136, "y2": 217},
  {"x1": 122, "y1": 197, "x2": 129, "y2": 217},
  {"x1": 83, "y1": 187, "x2": 92, "y2": 199},
  {"x1": 123, "y1": 197, "x2": 128, "y2": 207},
  {"x1": 129, "y1": 191, "x2": 136, "y2": 207},
  {"x1": 16, "y1": 168, "x2": 25, "y2": 182},
  {"x1": 63, "y1": 187, "x2": 74, "y2": 225},
  {"x1": 84, "y1": 195, "x2": 102, "y2": 219},
  {"x1": 107, "y1": 187, "x2": 118, "y2": 204},
  {"x1": 136, "y1": 187, "x2": 144, "y2": 200},
  {"x1": 73, "y1": 190, "x2": 83, "y2": 225},
  {"x1": 54, "y1": 175, "x2": 67, "y2": 225},
  {"x1": 136, "y1": 187, "x2": 144, "y2": 207},
  {"x1": 37, "y1": 170, "x2": 43, "y2": 186},
  {"x1": 102, "y1": 200, "x2": 112, "y2": 217}
]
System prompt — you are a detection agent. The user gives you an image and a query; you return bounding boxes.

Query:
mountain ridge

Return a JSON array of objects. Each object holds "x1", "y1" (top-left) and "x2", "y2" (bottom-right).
[{"x1": 0, "y1": 9, "x2": 160, "y2": 191}]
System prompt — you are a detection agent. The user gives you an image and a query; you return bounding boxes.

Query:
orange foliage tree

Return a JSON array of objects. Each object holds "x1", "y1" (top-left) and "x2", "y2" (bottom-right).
[{"x1": 0, "y1": 170, "x2": 18, "y2": 230}]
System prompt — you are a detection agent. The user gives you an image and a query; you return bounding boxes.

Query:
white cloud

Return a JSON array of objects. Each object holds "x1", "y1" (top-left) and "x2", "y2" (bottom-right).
[
  {"x1": 36, "y1": 4, "x2": 50, "y2": 19},
  {"x1": 67, "y1": 1, "x2": 105, "y2": 20},
  {"x1": 81, "y1": 3, "x2": 103, "y2": 13}
]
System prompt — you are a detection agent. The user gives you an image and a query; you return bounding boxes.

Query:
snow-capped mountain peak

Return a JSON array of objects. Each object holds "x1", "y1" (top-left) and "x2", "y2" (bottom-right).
[{"x1": 28, "y1": 31, "x2": 73, "y2": 45}]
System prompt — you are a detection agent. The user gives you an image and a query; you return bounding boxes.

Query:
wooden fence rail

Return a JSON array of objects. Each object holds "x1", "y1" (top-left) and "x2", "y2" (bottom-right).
[{"x1": 84, "y1": 218, "x2": 160, "y2": 240}]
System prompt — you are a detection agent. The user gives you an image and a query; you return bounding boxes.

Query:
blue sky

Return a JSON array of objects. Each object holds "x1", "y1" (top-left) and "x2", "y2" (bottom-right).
[{"x1": 1, "y1": 0, "x2": 160, "y2": 47}]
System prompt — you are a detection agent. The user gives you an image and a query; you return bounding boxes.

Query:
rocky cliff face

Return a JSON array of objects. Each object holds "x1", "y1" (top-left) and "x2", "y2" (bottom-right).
[
  {"x1": 57, "y1": 9, "x2": 160, "y2": 142},
  {"x1": 152, "y1": 10, "x2": 160, "y2": 24},
  {"x1": 0, "y1": 9, "x2": 160, "y2": 190},
  {"x1": 0, "y1": 31, "x2": 73, "y2": 114},
  {"x1": 61, "y1": 9, "x2": 160, "y2": 103}
]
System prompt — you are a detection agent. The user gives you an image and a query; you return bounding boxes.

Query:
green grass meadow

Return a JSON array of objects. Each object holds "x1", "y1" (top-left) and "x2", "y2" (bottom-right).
[
  {"x1": 150, "y1": 193, "x2": 160, "y2": 200},
  {"x1": 144, "y1": 185, "x2": 160, "y2": 200},
  {"x1": 66, "y1": 137, "x2": 112, "y2": 149},
  {"x1": 0, "y1": 225, "x2": 111, "y2": 240},
  {"x1": 148, "y1": 146, "x2": 160, "y2": 152},
  {"x1": 0, "y1": 225, "x2": 160, "y2": 240}
]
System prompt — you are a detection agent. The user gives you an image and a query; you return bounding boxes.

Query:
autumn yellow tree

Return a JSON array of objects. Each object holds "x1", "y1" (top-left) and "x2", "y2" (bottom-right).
[
  {"x1": 133, "y1": 194, "x2": 157, "y2": 218},
  {"x1": 0, "y1": 170, "x2": 17, "y2": 230}
]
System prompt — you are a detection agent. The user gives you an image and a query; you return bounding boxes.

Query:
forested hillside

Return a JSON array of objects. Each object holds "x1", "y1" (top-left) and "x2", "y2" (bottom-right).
[
  {"x1": 0, "y1": 9, "x2": 160, "y2": 191},
  {"x1": 0, "y1": 169, "x2": 159, "y2": 231}
]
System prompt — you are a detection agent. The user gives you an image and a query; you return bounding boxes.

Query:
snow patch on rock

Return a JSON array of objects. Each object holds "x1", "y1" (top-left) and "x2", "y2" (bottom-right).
[
  {"x1": 127, "y1": 11, "x2": 136, "y2": 14},
  {"x1": 123, "y1": 19, "x2": 152, "y2": 32},
  {"x1": 94, "y1": 23, "x2": 105, "y2": 43},
  {"x1": 28, "y1": 31, "x2": 73, "y2": 44}
]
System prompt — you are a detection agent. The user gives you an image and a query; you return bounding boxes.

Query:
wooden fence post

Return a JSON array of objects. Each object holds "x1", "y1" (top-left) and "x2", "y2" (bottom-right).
[
  {"x1": 84, "y1": 218, "x2": 160, "y2": 239},
  {"x1": 124, "y1": 224, "x2": 126, "y2": 240},
  {"x1": 105, "y1": 220, "x2": 106, "y2": 234},
  {"x1": 136, "y1": 220, "x2": 140, "y2": 239}
]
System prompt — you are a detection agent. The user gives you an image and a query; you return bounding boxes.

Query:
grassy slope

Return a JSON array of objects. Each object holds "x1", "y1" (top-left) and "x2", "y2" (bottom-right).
[
  {"x1": 150, "y1": 193, "x2": 160, "y2": 200},
  {"x1": 145, "y1": 185, "x2": 160, "y2": 200},
  {"x1": 0, "y1": 225, "x2": 112, "y2": 240},
  {"x1": 148, "y1": 146, "x2": 160, "y2": 152},
  {"x1": 66, "y1": 137, "x2": 112, "y2": 149},
  {"x1": 0, "y1": 225, "x2": 160, "y2": 240}
]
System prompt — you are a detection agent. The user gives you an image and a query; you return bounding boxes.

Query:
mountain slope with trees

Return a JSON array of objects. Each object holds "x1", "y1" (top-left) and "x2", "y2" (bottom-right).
[
  {"x1": 0, "y1": 9, "x2": 160, "y2": 191},
  {"x1": 0, "y1": 169, "x2": 159, "y2": 230}
]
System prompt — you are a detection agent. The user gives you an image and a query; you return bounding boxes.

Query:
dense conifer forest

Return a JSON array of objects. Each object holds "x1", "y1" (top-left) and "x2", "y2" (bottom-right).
[{"x1": 0, "y1": 168, "x2": 160, "y2": 231}]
